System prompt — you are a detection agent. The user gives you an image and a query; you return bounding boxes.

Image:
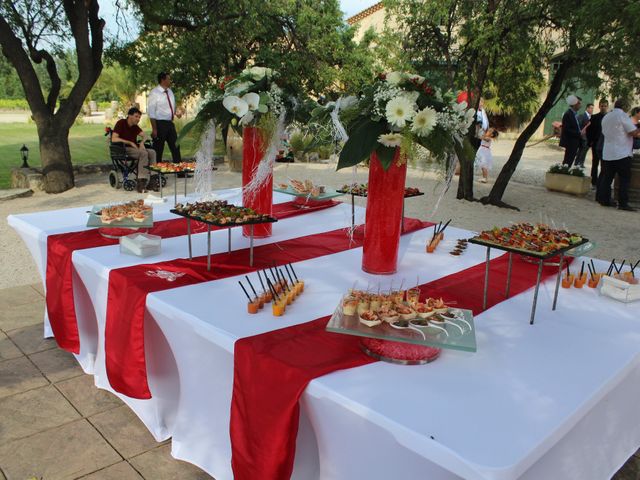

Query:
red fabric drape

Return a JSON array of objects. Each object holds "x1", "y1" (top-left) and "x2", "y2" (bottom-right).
[
  {"x1": 229, "y1": 253, "x2": 570, "y2": 480},
  {"x1": 45, "y1": 200, "x2": 334, "y2": 353}
]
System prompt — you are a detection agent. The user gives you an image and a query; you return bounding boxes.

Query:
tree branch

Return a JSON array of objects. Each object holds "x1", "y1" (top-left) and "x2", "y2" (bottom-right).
[{"x1": 0, "y1": 14, "x2": 48, "y2": 119}]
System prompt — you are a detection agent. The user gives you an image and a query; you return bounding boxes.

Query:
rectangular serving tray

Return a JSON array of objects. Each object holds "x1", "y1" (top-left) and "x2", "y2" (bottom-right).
[
  {"x1": 336, "y1": 189, "x2": 424, "y2": 199},
  {"x1": 326, "y1": 301, "x2": 477, "y2": 352},
  {"x1": 273, "y1": 186, "x2": 343, "y2": 201},
  {"x1": 87, "y1": 205, "x2": 153, "y2": 228},
  {"x1": 467, "y1": 236, "x2": 589, "y2": 260},
  {"x1": 169, "y1": 209, "x2": 278, "y2": 227}
]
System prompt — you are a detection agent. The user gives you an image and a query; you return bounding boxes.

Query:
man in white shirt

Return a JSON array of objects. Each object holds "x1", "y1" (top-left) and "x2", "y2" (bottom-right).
[
  {"x1": 597, "y1": 98, "x2": 640, "y2": 211},
  {"x1": 148, "y1": 72, "x2": 183, "y2": 164}
]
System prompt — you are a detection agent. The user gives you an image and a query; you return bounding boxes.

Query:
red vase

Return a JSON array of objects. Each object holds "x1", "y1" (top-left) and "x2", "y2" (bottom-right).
[
  {"x1": 242, "y1": 126, "x2": 273, "y2": 238},
  {"x1": 362, "y1": 150, "x2": 407, "y2": 274}
]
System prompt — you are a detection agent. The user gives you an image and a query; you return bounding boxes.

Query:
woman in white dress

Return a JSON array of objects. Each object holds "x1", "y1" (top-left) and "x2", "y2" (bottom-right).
[{"x1": 475, "y1": 127, "x2": 499, "y2": 183}]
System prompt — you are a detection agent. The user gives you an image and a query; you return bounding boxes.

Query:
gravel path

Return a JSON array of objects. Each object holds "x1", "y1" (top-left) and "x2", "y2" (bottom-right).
[{"x1": 1, "y1": 140, "x2": 636, "y2": 289}]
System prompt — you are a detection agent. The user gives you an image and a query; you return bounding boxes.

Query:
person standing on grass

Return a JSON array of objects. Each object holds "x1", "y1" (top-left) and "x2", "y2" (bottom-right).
[
  {"x1": 560, "y1": 95, "x2": 582, "y2": 168},
  {"x1": 111, "y1": 107, "x2": 158, "y2": 193},
  {"x1": 148, "y1": 72, "x2": 183, "y2": 164},
  {"x1": 597, "y1": 98, "x2": 640, "y2": 211},
  {"x1": 586, "y1": 99, "x2": 609, "y2": 187}
]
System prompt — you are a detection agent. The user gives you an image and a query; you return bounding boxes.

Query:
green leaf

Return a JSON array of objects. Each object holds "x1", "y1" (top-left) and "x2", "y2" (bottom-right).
[
  {"x1": 374, "y1": 145, "x2": 397, "y2": 170},
  {"x1": 176, "y1": 119, "x2": 198, "y2": 144},
  {"x1": 258, "y1": 104, "x2": 268, "y2": 113},
  {"x1": 337, "y1": 118, "x2": 387, "y2": 170}
]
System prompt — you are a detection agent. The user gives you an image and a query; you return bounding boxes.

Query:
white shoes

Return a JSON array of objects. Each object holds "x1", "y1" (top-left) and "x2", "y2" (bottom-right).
[{"x1": 480, "y1": 178, "x2": 488, "y2": 183}]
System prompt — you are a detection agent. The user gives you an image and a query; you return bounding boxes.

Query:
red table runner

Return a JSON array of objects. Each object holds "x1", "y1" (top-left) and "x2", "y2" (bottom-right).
[
  {"x1": 45, "y1": 200, "x2": 336, "y2": 353},
  {"x1": 105, "y1": 217, "x2": 429, "y2": 399},
  {"x1": 230, "y1": 253, "x2": 570, "y2": 480}
]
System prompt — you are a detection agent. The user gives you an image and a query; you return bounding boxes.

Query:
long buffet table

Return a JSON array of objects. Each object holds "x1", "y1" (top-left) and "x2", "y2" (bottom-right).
[{"x1": 7, "y1": 187, "x2": 640, "y2": 480}]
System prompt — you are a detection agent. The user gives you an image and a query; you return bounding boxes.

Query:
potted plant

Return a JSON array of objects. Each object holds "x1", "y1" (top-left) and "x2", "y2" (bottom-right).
[{"x1": 545, "y1": 164, "x2": 591, "y2": 196}]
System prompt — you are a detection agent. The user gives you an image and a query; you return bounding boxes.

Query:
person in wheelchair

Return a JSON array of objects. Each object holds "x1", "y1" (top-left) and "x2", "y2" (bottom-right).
[{"x1": 112, "y1": 107, "x2": 159, "y2": 193}]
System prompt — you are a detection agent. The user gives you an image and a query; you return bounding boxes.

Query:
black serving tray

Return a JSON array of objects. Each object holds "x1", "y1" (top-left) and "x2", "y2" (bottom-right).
[
  {"x1": 170, "y1": 209, "x2": 278, "y2": 227},
  {"x1": 336, "y1": 189, "x2": 424, "y2": 199},
  {"x1": 467, "y1": 236, "x2": 590, "y2": 260}
]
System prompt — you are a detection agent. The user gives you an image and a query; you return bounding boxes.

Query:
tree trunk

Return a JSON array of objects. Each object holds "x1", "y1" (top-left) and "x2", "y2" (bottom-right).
[
  {"x1": 38, "y1": 123, "x2": 75, "y2": 193},
  {"x1": 481, "y1": 61, "x2": 572, "y2": 208},
  {"x1": 455, "y1": 140, "x2": 474, "y2": 200}
]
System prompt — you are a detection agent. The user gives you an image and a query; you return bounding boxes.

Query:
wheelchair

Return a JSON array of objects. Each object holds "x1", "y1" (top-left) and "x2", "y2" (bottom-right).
[{"x1": 105, "y1": 128, "x2": 166, "y2": 191}]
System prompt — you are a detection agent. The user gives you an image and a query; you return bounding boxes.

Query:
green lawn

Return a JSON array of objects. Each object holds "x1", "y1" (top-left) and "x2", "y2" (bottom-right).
[{"x1": 0, "y1": 122, "x2": 219, "y2": 189}]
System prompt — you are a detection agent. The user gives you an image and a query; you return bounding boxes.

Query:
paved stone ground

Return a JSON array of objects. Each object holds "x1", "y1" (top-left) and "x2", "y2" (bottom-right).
[
  {"x1": 0, "y1": 284, "x2": 214, "y2": 480},
  {"x1": 0, "y1": 284, "x2": 639, "y2": 478}
]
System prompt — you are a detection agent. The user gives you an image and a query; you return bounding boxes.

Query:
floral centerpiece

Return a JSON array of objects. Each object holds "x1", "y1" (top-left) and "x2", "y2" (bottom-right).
[
  {"x1": 324, "y1": 71, "x2": 475, "y2": 171},
  {"x1": 318, "y1": 72, "x2": 475, "y2": 274},
  {"x1": 183, "y1": 66, "x2": 300, "y2": 238}
]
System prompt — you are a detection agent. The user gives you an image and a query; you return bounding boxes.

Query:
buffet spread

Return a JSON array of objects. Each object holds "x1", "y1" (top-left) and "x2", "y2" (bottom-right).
[{"x1": 8, "y1": 182, "x2": 640, "y2": 480}]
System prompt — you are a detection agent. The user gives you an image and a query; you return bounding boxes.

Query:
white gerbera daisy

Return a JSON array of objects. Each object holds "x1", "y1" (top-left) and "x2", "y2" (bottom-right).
[
  {"x1": 411, "y1": 107, "x2": 438, "y2": 137},
  {"x1": 222, "y1": 96, "x2": 249, "y2": 118},
  {"x1": 378, "y1": 133, "x2": 404, "y2": 148},
  {"x1": 386, "y1": 71, "x2": 403, "y2": 85},
  {"x1": 242, "y1": 92, "x2": 260, "y2": 111},
  {"x1": 385, "y1": 96, "x2": 416, "y2": 128}
]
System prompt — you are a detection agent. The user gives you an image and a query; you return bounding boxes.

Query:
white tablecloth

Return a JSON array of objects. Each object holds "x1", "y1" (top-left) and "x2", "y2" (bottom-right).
[{"x1": 8, "y1": 190, "x2": 640, "y2": 480}]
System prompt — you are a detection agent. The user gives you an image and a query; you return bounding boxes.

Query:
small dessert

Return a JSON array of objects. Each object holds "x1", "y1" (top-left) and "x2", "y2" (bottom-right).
[
  {"x1": 359, "y1": 310, "x2": 381, "y2": 327},
  {"x1": 414, "y1": 303, "x2": 435, "y2": 319},
  {"x1": 395, "y1": 304, "x2": 417, "y2": 320},
  {"x1": 369, "y1": 295, "x2": 382, "y2": 312},
  {"x1": 357, "y1": 297, "x2": 370, "y2": 315},
  {"x1": 379, "y1": 306, "x2": 400, "y2": 323},
  {"x1": 342, "y1": 297, "x2": 357, "y2": 316},
  {"x1": 406, "y1": 288, "x2": 420, "y2": 305}
]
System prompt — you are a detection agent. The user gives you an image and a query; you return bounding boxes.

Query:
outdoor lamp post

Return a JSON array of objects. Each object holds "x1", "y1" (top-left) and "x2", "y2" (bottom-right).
[{"x1": 20, "y1": 144, "x2": 29, "y2": 168}]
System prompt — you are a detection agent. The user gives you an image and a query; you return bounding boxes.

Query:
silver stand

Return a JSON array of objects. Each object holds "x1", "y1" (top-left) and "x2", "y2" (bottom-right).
[
  {"x1": 351, "y1": 193, "x2": 355, "y2": 230},
  {"x1": 480, "y1": 247, "x2": 565, "y2": 325},
  {"x1": 159, "y1": 173, "x2": 164, "y2": 199},
  {"x1": 228, "y1": 228, "x2": 232, "y2": 253},
  {"x1": 249, "y1": 225, "x2": 254, "y2": 266},
  {"x1": 206, "y1": 224, "x2": 211, "y2": 271},
  {"x1": 174, "y1": 175, "x2": 178, "y2": 206},
  {"x1": 552, "y1": 252, "x2": 565, "y2": 311},
  {"x1": 482, "y1": 247, "x2": 491, "y2": 310},
  {"x1": 187, "y1": 218, "x2": 192, "y2": 259}
]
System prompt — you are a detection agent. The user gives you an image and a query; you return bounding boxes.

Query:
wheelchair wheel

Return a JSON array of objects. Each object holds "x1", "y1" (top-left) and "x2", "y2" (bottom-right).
[
  {"x1": 160, "y1": 175, "x2": 167, "y2": 187},
  {"x1": 108, "y1": 170, "x2": 121, "y2": 189},
  {"x1": 123, "y1": 179, "x2": 137, "y2": 191}
]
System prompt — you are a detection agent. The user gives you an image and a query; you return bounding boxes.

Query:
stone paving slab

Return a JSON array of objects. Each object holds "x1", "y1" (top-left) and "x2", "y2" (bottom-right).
[
  {"x1": 0, "y1": 385, "x2": 79, "y2": 445},
  {"x1": 29, "y1": 347, "x2": 84, "y2": 383},
  {"x1": 0, "y1": 331, "x2": 22, "y2": 361},
  {"x1": 0, "y1": 298, "x2": 44, "y2": 332},
  {"x1": 56, "y1": 374, "x2": 122, "y2": 418},
  {"x1": 129, "y1": 445, "x2": 214, "y2": 480},
  {"x1": 90, "y1": 406, "x2": 161, "y2": 459},
  {"x1": 0, "y1": 356, "x2": 48, "y2": 399},
  {"x1": 6, "y1": 323, "x2": 56, "y2": 355},
  {"x1": 80, "y1": 461, "x2": 143, "y2": 480},
  {"x1": 0, "y1": 419, "x2": 121, "y2": 480},
  {"x1": 0, "y1": 284, "x2": 42, "y2": 307}
]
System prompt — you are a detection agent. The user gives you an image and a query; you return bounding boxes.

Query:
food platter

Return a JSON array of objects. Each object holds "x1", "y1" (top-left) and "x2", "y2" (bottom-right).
[
  {"x1": 337, "y1": 183, "x2": 424, "y2": 198},
  {"x1": 274, "y1": 185, "x2": 342, "y2": 201},
  {"x1": 86, "y1": 201, "x2": 153, "y2": 228},
  {"x1": 170, "y1": 200, "x2": 277, "y2": 227},
  {"x1": 468, "y1": 223, "x2": 589, "y2": 259},
  {"x1": 326, "y1": 294, "x2": 476, "y2": 353}
]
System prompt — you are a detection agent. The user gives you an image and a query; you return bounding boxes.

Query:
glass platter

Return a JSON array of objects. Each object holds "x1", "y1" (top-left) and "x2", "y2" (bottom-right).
[
  {"x1": 273, "y1": 186, "x2": 343, "y2": 201},
  {"x1": 326, "y1": 301, "x2": 477, "y2": 353},
  {"x1": 86, "y1": 205, "x2": 153, "y2": 228}
]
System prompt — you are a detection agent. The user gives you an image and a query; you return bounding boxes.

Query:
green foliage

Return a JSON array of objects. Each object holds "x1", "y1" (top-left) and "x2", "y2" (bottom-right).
[
  {"x1": 337, "y1": 117, "x2": 387, "y2": 170},
  {"x1": 89, "y1": 63, "x2": 139, "y2": 108},
  {"x1": 0, "y1": 98, "x2": 29, "y2": 110},
  {"x1": 111, "y1": 0, "x2": 375, "y2": 100},
  {"x1": 548, "y1": 164, "x2": 586, "y2": 177}
]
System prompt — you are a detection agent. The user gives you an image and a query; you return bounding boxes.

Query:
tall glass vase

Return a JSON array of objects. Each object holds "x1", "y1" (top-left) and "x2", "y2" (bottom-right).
[
  {"x1": 362, "y1": 150, "x2": 407, "y2": 274},
  {"x1": 242, "y1": 126, "x2": 273, "y2": 238}
]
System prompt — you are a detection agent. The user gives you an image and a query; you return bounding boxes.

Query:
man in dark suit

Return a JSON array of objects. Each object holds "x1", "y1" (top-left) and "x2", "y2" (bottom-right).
[
  {"x1": 559, "y1": 95, "x2": 582, "y2": 167},
  {"x1": 586, "y1": 99, "x2": 609, "y2": 186}
]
